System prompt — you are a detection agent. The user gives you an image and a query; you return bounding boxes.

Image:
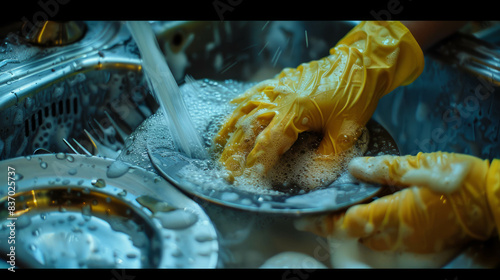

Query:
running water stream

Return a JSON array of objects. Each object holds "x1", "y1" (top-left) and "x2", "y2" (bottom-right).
[{"x1": 126, "y1": 21, "x2": 207, "y2": 159}]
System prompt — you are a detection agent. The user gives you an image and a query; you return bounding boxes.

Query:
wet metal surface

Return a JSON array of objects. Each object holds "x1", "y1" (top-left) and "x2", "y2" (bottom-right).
[{"x1": 0, "y1": 153, "x2": 219, "y2": 268}]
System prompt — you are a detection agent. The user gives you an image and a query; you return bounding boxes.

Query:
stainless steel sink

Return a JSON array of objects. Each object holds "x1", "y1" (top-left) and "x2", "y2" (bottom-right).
[
  {"x1": 0, "y1": 21, "x2": 155, "y2": 160},
  {"x1": 374, "y1": 32, "x2": 500, "y2": 161},
  {"x1": 1, "y1": 20, "x2": 499, "y2": 268}
]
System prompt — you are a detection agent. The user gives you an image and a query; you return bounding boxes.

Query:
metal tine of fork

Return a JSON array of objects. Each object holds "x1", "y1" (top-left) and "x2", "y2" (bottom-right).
[
  {"x1": 90, "y1": 115, "x2": 125, "y2": 151},
  {"x1": 72, "y1": 137, "x2": 93, "y2": 156},
  {"x1": 104, "y1": 111, "x2": 128, "y2": 142},
  {"x1": 83, "y1": 129, "x2": 100, "y2": 155},
  {"x1": 62, "y1": 138, "x2": 81, "y2": 155},
  {"x1": 89, "y1": 119, "x2": 106, "y2": 143},
  {"x1": 83, "y1": 129, "x2": 120, "y2": 158}
]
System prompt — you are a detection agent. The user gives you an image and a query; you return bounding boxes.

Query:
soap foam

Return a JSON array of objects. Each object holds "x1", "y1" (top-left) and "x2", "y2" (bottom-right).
[{"x1": 232, "y1": 129, "x2": 368, "y2": 193}]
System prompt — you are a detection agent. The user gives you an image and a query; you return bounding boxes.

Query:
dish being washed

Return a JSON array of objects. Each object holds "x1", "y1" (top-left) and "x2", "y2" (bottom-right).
[{"x1": 122, "y1": 78, "x2": 400, "y2": 215}]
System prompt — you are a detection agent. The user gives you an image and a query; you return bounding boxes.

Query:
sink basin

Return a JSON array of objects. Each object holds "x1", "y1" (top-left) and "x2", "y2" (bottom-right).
[
  {"x1": 0, "y1": 21, "x2": 155, "y2": 160},
  {"x1": 1, "y1": 20, "x2": 499, "y2": 268}
]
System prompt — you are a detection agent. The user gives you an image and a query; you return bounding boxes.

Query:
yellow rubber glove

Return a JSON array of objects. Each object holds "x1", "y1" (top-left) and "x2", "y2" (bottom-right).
[
  {"x1": 213, "y1": 21, "x2": 424, "y2": 180},
  {"x1": 298, "y1": 152, "x2": 500, "y2": 254}
]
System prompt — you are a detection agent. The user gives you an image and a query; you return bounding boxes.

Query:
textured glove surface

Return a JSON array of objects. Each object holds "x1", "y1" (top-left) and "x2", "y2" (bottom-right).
[
  {"x1": 301, "y1": 152, "x2": 500, "y2": 254},
  {"x1": 214, "y1": 21, "x2": 424, "y2": 179}
]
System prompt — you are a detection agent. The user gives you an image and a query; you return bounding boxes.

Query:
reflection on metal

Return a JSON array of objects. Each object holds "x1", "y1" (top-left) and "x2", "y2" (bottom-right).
[
  {"x1": 0, "y1": 21, "x2": 148, "y2": 160},
  {"x1": 23, "y1": 21, "x2": 87, "y2": 46},
  {"x1": 432, "y1": 32, "x2": 500, "y2": 85},
  {"x1": 0, "y1": 154, "x2": 219, "y2": 268}
]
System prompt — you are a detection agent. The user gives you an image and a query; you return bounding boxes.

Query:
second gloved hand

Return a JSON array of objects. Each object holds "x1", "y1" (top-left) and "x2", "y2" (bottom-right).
[
  {"x1": 213, "y1": 21, "x2": 424, "y2": 181},
  {"x1": 297, "y1": 152, "x2": 500, "y2": 254}
]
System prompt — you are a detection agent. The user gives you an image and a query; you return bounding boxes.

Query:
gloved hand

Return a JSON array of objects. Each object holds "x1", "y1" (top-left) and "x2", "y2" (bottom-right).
[
  {"x1": 297, "y1": 152, "x2": 500, "y2": 254},
  {"x1": 213, "y1": 21, "x2": 424, "y2": 181}
]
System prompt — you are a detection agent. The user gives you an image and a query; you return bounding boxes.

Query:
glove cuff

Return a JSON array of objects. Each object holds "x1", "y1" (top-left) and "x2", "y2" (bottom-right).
[
  {"x1": 486, "y1": 159, "x2": 500, "y2": 237},
  {"x1": 333, "y1": 21, "x2": 425, "y2": 98}
]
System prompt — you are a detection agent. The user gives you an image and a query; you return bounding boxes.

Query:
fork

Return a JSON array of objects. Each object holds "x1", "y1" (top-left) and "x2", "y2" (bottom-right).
[{"x1": 63, "y1": 111, "x2": 126, "y2": 158}]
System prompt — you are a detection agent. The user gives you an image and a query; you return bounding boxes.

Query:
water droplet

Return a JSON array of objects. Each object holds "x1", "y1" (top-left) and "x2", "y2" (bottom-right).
[
  {"x1": 221, "y1": 192, "x2": 239, "y2": 201},
  {"x1": 32, "y1": 229, "x2": 40, "y2": 236},
  {"x1": 136, "y1": 195, "x2": 176, "y2": 214},
  {"x1": 72, "y1": 226, "x2": 83, "y2": 233},
  {"x1": 66, "y1": 155, "x2": 75, "y2": 162},
  {"x1": 29, "y1": 244, "x2": 37, "y2": 251},
  {"x1": 13, "y1": 173, "x2": 23, "y2": 181},
  {"x1": 55, "y1": 152, "x2": 67, "y2": 160},
  {"x1": 106, "y1": 160, "x2": 131, "y2": 179},
  {"x1": 91, "y1": 178, "x2": 106, "y2": 188},
  {"x1": 195, "y1": 232, "x2": 215, "y2": 242},
  {"x1": 68, "y1": 168, "x2": 77, "y2": 175},
  {"x1": 117, "y1": 190, "x2": 127, "y2": 197},
  {"x1": 40, "y1": 161, "x2": 48, "y2": 169},
  {"x1": 154, "y1": 209, "x2": 198, "y2": 229},
  {"x1": 171, "y1": 247, "x2": 183, "y2": 257},
  {"x1": 126, "y1": 253, "x2": 137, "y2": 259},
  {"x1": 81, "y1": 204, "x2": 92, "y2": 221}
]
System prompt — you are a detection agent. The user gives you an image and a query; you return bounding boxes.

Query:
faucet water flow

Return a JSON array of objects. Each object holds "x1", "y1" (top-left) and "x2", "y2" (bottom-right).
[{"x1": 126, "y1": 21, "x2": 207, "y2": 159}]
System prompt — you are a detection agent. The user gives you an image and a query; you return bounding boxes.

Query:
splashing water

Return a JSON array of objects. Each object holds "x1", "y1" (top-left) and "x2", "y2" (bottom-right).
[{"x1": 126, "y1": 21, "x2": 207, "y2": 159}]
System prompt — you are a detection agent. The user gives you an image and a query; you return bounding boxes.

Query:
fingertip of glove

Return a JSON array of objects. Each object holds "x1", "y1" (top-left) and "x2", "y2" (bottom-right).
[
  {"x1": 348, "y1": 156, "x2": 368, "y2": 167},
  {"x1": 348, "y1": 156, "x2": 376, "y2": 177}
]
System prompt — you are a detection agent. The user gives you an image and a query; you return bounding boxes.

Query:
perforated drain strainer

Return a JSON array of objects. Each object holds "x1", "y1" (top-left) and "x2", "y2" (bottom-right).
[{"x1": 0, "y1": 153, "x2": 219, "y2": 268}]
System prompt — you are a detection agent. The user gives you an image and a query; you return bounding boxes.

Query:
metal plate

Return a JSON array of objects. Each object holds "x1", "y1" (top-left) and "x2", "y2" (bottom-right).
[
  {"x1": 0, "y1": 153, "x2": 219, "y2": 268},
  {"x1": 148, "y1": 119, "x2": 399, "y2": 216}
]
